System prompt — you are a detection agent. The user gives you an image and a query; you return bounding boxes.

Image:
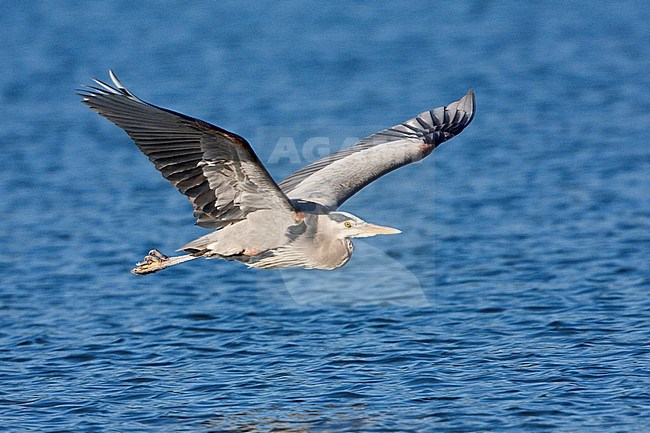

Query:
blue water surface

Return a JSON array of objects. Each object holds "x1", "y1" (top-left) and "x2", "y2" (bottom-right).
[{"x1": 1, "y1": 1, "x2": 649, "y2": 432}]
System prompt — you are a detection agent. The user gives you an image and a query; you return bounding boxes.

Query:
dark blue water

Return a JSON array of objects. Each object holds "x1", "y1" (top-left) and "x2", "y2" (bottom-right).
[{"x1": 1, "y1": 1, "x2": 649, "y2": 431}]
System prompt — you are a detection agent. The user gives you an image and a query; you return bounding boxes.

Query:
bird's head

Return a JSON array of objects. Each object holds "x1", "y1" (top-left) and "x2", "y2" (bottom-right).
[{"x1": 328, "y1": 211, "x2": 401, "y2": 239}]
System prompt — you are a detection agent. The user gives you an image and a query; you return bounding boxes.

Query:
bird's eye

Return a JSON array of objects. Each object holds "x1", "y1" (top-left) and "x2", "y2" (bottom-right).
[{"x1": 344, "y1": 221, "x2": 352, "y2": 228}]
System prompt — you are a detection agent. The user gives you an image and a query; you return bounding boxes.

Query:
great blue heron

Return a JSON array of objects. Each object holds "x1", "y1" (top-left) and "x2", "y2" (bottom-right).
[{"x1": 80, "y1": 72, "x2": 475, "y2": 275}]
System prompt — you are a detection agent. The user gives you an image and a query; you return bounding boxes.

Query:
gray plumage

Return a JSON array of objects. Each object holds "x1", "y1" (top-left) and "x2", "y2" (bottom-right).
[
  {"x1": 79, "y1": 72, "x2": 475, "y2": 275},
  {"x1": 280, "y1": 91, "x2": 475, "y2": 209}
]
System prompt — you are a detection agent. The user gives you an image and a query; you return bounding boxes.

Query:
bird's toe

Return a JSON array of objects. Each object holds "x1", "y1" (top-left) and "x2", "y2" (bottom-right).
[
  {"x1": 148, "y1": 249, "x2": 168, "y2": 260},
  {"x1": 131, "y1": 249, "x2": 170, "y2": 275}
]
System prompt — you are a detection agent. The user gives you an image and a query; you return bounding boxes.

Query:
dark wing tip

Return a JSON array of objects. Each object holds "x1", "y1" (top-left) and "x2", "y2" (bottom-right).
[
  {"x1": 457, "y1": 89, "x2": 476, "y2": 125},
  {"x1": 413, "y1": 89, "x2": 476, "y2": 147},
  {"x1": 77, "y1": 70, "x2": 143, "y2": 105}
]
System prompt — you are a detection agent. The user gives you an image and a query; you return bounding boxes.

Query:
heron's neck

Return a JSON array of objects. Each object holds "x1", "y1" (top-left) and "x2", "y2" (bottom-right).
[
  {"x1": 313, "y1": 215, "x2": 354, "y2": 269},
  {"x1": 318, "y1": 237, "x2": 353, "y2": 270}
]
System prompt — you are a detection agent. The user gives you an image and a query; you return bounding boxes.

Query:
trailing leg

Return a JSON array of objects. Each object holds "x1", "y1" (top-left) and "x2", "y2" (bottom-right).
[{"x1": 131, "y1": 249, "x2": 200, "y2": 275}]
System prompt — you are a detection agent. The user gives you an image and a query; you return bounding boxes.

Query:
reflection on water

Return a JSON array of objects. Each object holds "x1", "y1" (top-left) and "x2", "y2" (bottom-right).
[{"x1": 205, "y1": 405, "x2": 370, "y2": 432}]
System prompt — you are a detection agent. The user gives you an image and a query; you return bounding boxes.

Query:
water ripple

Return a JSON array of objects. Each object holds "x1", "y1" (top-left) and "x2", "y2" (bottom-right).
[{"x1": 1, "y1": 1, "x2": 650, "y2": 432}]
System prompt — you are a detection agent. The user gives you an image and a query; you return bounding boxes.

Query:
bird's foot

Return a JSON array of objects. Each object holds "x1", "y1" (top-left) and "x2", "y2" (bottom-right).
[{"x1": 132, "y1": 249, "x2": 169, "y2": 275}]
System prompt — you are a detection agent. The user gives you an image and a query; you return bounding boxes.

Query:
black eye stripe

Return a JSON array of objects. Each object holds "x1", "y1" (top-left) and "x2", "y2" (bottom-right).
[{"x1": 329, "y1": 213, "x2": 351, "y2": 223}]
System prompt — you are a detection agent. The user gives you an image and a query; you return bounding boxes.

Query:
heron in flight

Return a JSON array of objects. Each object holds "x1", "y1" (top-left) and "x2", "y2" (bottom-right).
[{"x1": 80, "y1": 72, "x2": 475, "y2": 275}]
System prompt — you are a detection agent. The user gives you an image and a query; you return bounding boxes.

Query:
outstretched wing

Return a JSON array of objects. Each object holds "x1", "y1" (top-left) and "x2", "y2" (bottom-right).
[
  {"x1": 279, "y1": 90, "x2": 475, "y2": 209},
  {"x1": 79, "y1": 71, "x2": 296, "y2": 230}
]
